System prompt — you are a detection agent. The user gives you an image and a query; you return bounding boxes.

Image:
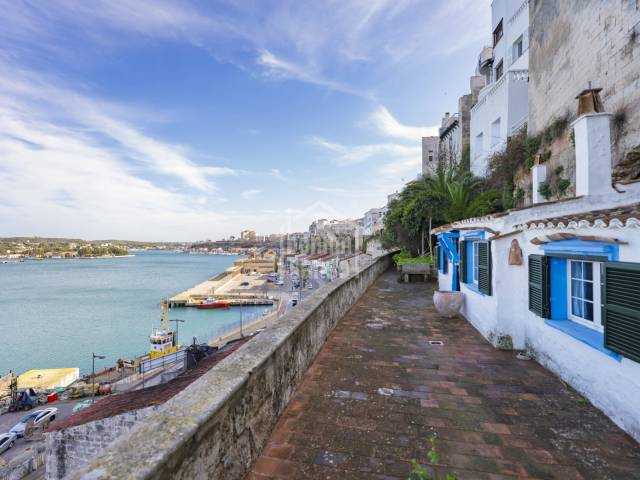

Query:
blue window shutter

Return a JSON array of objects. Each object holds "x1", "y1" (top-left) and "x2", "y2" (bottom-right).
[
  {"x1": 477, "y1": 241, "x2": 491, "y2": 295},
  {"x1": 459, "y1": 240, "x2": 467, "y2": 283},
  {"x1": 529, "y1": 254, "x2": 550, "y2": 318},
  {"x1": 549, "y1": 257, "x2": 568, "y2": 320},
  {"x1": 602, "y1": 262, "x2": 640, "y2": 362},
  {"x1": 435, "y1": 245, "x2": 441, "y2": 272}
]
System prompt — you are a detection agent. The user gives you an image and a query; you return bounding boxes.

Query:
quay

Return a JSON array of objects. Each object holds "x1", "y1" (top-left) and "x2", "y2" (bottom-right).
[{"x1": 169, "y1": 255, "x2": 282, "y2": 308}]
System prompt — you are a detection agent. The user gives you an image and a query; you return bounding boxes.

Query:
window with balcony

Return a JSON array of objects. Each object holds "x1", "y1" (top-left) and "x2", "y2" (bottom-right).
[
  {"x1": 493, "y1": 19, "x2": 503, "y2": 47},
  {"x1": 495, "y1": 59, "x2": 503, "y2": 80}
]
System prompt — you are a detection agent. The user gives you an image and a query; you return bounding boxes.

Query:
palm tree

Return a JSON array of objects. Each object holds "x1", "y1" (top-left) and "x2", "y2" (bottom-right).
[{"x1": 383, "y1": 166, "x2": 501, "y2": 255}]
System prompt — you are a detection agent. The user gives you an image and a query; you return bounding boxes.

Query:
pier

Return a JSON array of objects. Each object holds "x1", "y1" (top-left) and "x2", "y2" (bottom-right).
[{"x1": 169, "y1": 267, "x2": 278, "y2": 308}]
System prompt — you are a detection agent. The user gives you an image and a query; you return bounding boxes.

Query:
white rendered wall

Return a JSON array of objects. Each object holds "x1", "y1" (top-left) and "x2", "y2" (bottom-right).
[
  {"x1": 439, "y1": 188, "x2": 640, "y2": 441},
  {"x1": 573, "y1": 113, "x2": 613, "y2": 197},
  {"x1": 518, "y1": 226, "x2": 640, "y2": 441}
]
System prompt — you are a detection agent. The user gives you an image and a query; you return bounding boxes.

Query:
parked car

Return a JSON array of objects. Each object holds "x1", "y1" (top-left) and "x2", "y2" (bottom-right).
[
  {"x1": 266, "y1": 278, "x2": 274, "y2": 283},
  {"x1": 0, "y1": 432, "x2": 17, "y2": 455},
  {"x1": 291, "y1": 299, "x2": 298, "y2": 306},
  {"x1": 240, "y1": 281, "x2": 250, "y2": 286},
  {"x1": 276, "y1": 280, "x2": 284, "y2": 286},
  {"x1": 308, "y1": 284, "x2": 313, "y2": 289},
  {"x1": 10, "y1": 407, "x2": 58, "y2": 437}
]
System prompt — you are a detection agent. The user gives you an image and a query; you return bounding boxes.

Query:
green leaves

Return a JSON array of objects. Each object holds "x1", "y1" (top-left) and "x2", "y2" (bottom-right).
[{"x1": 383, "y1": 167, "x2": 501, "y2": 254}]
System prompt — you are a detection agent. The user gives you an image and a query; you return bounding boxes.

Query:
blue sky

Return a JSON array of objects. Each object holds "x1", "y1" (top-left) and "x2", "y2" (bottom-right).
[{"x1": 0, "y1": 0, "x2": 490, "y2": 241}]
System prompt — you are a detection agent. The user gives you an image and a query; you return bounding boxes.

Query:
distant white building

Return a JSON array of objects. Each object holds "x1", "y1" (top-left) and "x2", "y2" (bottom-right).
[
  {"x1": 308, "y1": 219, "x2": 328, "y2": 236},
  {"x1": 362, "y1": 207, "x2": 387, "y2": 236},
  {"x1": 326, "y1": 219, "x2": 358, "y2": 236},
  {"x1": 470, "y1": 0, "x2": 529, "y2": 176},
  {"x1": 240, "y1": 230, "x2": 256, "y2": 240}
]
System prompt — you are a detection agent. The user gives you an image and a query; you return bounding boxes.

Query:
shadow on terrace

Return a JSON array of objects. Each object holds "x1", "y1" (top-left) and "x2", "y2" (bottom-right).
[{"x1": 247, "y1": 270, "x2": 640, "y2": 479}]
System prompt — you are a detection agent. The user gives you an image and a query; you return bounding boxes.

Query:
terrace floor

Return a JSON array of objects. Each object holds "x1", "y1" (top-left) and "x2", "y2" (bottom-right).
[{"x1": 247, "y1": 270, "x2": 640, "y2": 479}]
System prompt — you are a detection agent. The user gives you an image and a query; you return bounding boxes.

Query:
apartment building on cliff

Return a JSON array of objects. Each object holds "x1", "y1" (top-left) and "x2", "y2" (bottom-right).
[{"x1": 470, "y1": 0, "x2": 529, "y2": 176}]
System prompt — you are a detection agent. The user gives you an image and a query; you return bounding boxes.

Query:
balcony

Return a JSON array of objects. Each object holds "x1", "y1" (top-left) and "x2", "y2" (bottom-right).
[
  {"x1": 477, "y1": 45, "x2": 493, "y2": 77},
  {"x1": 470, "y1": 69, "x2": 529, "y2": 175}
]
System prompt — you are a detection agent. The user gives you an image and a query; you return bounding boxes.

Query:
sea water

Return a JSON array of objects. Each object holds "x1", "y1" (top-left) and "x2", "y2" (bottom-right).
[{"x1": 0, "y1": 251, "x2": 265, "y2": 374}]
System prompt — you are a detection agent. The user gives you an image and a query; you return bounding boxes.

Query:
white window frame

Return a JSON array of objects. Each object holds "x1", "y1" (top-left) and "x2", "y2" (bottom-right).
[
  {"x1": 566, "y1": 260, "x2": 602, "y2": 332},
  {"x1": 472, "y1": 242, "x2": 479, "y2": 286},
  {"x1": 512, "y1": 35, "x2": 523, "y2": 63}
]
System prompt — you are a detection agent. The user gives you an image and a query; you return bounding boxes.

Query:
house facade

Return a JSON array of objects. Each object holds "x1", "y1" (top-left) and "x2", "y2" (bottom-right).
[
  {"x1": 362, "y1": 207, "x2": 387, "y2": 236},
  {"x1": 433, "y1": 0, "x2": 640, "y2": 442},
  {"x1": 469, "y1": 0, "x2": 529, "y2": 176}
]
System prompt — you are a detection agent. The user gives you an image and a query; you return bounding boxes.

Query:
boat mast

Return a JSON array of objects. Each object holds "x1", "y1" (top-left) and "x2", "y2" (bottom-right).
[{"x1": 160, "y1": 300, "x2": 169, "y2": 331}]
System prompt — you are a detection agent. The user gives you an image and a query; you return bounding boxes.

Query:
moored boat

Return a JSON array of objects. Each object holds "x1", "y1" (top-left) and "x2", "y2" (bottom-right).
[
  {"x1": 149, "y1": 300, "x2": 181, "y2": 359},
  {"x1": 197, "y1": 298, "x2": 231, "y2": 309}
]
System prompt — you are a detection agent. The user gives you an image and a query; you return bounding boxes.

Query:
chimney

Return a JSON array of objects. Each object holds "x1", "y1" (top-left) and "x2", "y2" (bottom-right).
[
  {"x1": 571, "y1": 88, "x2": 612, "y2": 197},
  {"x1": 531, "y1": 159, "x2": 547, "y2": 204}
]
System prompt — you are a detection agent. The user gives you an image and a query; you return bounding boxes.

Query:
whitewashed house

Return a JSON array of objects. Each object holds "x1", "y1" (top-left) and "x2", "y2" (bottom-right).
[
  {"x1": 433, "y1": 0, "x2": 640, "y2": 441},
  {"x1": 362, "y1": 207, "x2": 387, "y2": 236},
  {"x1": 469, "y1": 0, "x2": 529, "y2": 176}
]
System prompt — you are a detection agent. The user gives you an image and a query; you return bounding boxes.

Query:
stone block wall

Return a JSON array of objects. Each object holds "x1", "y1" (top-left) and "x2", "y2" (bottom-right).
[
  {"x1": 67, "y1": 253, "x2": 393, "y2": 480},
  {"x1": 0, "y1": 444, "x2": 45, "y2": 480},
  {"x1": 529, "y1": 0, "x2": 640, "y2": 172},
  {"x1": 44, "y1": 406, "x2": 158, "y2": 479}
]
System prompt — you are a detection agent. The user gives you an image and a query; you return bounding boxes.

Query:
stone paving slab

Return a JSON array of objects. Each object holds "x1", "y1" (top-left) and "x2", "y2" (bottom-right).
[{"x1": 246, "y1": 270, "x2": 640, "y2": 479}]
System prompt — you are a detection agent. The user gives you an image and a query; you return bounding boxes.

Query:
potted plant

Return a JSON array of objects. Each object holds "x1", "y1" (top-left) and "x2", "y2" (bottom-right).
[{"x1": 433, "y1": 290, "x2": 464, "y2": 317}]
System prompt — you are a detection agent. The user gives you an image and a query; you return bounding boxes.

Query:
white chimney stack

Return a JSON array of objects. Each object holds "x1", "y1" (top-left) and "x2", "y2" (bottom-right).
[
  {"x1": 571, "y1": 88, "x2": 612, "y2": 197},
  {"x1": 531, "y1": 163, "x2": 547, "y2": 204},
  {"x1": 572, "y1": 113, "x2": 613, "y2": 197}
]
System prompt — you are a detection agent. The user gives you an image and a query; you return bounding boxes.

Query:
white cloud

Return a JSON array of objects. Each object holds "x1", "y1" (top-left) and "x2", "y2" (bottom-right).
[
  {"x1": 241, "y1": 189, "x2": 262, "y2": 200},
  {"x1": 309, "y1": 136, "x2": 419, "y2": 166},
  {"x1": 257, "y1": 50, "x2": 371, "y2": 98},
  {"x1": 0, "y1": 64, "x2": 237, "y2": 193},
  {"x1": 0, "y1": 0, "x2": 490, "y2": 97},
  {"x1": 0, "y1": 63, "x2": 258, "y2": 240},
  {"x1": 369, "y1": 106, "x2": 439, "y2": 141}
]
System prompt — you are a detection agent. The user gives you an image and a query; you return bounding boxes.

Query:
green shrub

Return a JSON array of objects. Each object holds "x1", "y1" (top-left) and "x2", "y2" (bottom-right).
[
  {"x1": 525, "y1": 136, "x2": 542, "y2": 167},
  {"x1": 557, "y1": 178, "x2": 571, "y2": 196},
  {"x1": 513, "y1": 187, "x2": 525, "y2": 205},
  {"x1": 538, "y1": 182, "x2": 552, "y2": 200}
]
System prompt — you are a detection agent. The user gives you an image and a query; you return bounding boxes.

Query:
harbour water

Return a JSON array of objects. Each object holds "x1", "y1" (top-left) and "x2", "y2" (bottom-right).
[{"x1": 0, "y1": 251, "x2": 265, "y2": 375}]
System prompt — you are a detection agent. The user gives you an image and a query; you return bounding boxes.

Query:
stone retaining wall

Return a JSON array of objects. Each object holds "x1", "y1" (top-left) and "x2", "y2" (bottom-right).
[
  {"x1": 45, "y1": 406, "x2": 159, "y2": 479},
  {"x1": 68, "y1": 252, "x2": 393, "y2": 479},
  {"x1": 0, "y1": 444, "x2": 45, "y2": 480}
]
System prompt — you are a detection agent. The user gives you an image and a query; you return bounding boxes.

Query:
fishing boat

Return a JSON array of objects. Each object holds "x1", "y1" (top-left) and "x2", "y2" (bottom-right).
[
  {"x1": 149, "y1": 300, "x2": 181, "y2": 359},
  {"x1": 197, "y1": 298, "x2": 231, "y2": 309}
]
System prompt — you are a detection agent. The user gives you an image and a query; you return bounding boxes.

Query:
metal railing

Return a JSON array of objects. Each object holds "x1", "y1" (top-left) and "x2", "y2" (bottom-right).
[{"x1": 139, "y1": 349, "x2": 186, "y2": 375}]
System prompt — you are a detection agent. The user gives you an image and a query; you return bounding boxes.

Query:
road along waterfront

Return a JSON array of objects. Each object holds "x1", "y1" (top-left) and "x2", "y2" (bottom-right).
[{"x1": 0, "y1": 251, "x2": 264, "y2": 375}]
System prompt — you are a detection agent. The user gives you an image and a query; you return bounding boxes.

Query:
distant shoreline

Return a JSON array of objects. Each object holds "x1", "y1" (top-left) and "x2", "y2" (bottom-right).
[{"x1": 0, "y1": 254, "x2": 135, "y2": 262}]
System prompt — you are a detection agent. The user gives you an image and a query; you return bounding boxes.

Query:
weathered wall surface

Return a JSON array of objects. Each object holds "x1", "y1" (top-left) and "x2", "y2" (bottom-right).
[
  {"x1": 529, "y1": 0, "x2": 640, "y2": 169},
  {"x1": 67, "y1": 253, "x2": 393, "y2": 480},
  {"x1": 44, "y1": 406, "x2": 158, "y2": 479},
  {"x1": 0, "y1": 444, "x2": 45, "y2": 480}
]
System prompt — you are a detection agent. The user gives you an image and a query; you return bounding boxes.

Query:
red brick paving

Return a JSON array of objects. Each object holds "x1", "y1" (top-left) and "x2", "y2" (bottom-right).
[{"x1": 247, "y1": 270, "x2": 640, "y2": 479}]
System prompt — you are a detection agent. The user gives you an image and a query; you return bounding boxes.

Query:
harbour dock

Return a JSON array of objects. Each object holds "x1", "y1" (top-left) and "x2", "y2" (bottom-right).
[{"x1": 169, "y1": 266, "x2": 278, "y2": 308}]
